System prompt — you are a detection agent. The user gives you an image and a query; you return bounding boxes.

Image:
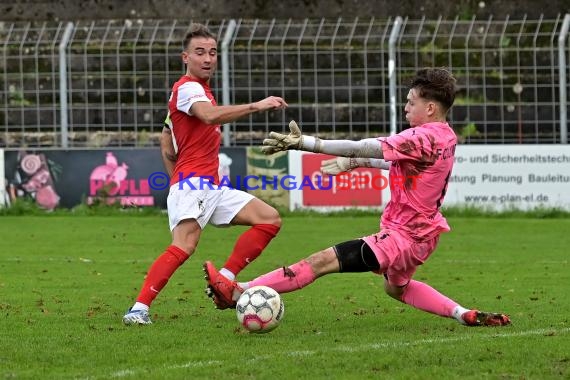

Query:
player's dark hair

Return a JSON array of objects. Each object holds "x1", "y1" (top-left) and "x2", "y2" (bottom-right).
[
  {"x1": 410, "y1": 68, "x2": 458, "y2": 113},
  {"x1": 183, "y1": 23, "x2": 217, "y2": 50}
]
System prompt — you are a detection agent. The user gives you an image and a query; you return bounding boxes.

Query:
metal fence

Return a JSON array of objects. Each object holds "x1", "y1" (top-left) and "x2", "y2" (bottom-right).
[{"x1": 1, "y1": 16, "x2": 569, "y2": 148}]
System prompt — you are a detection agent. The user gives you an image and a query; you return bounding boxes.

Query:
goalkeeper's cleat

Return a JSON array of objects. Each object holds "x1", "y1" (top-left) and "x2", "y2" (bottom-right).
[
  {"x1": 122, "y1": 308, "x2": 152, "y2": 325},
  {"x1": 461, "y1": 310, "x2": 511, "y2": 326},
  {"x1": 203, "y1": 261, "x2": 243, "y2": 310}
]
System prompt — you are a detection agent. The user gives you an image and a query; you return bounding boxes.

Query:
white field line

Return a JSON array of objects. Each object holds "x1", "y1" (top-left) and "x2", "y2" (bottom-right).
[
  {"x1": 3, "y1": 257, "x2": 568, "y2": 265},
  {"x1": 103, "y1": 327, "x2": 570, "y2": 378}
]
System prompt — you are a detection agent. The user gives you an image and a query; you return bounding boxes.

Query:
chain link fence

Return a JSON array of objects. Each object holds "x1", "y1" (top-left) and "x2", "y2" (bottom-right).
[{"x1": 1, "y1": 16, "x2": 569, "y2": 148}]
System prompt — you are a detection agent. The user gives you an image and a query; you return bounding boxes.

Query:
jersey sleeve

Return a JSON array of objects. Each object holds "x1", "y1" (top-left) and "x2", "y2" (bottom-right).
[
  {"x1": 176, "y1": 81, "x2": 211, "y2": 115},
  {"x1": 380, "y1": 128, "x2": 437, "y2": 162}
]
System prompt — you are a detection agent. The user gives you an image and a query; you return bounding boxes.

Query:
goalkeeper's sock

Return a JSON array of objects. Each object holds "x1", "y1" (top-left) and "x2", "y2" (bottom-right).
[
  {"x1": 244, "y1": 260, "x2": 316, "y2": 293},
  {"x1": 400, "y1": 280, "x2": 458, "y2": 318},
  {"x1": 223, "y1": 224, "x2": 280, "y2": 275},
  {"x1": 452, "y1": 305, "x2": 471, "y2": 324},
  {"x1": 135, "y1": 245, "x2": 190, "y2": 306}
]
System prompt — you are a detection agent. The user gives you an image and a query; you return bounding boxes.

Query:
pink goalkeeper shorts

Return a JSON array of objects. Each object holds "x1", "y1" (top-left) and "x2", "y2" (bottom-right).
[{"x1": 362, "y1": 229, "x2": 439, "y2": 287}]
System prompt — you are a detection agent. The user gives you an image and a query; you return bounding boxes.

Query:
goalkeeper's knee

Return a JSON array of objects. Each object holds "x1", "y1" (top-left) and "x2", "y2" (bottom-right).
[{"x1": 333, "y1": 239, "x2": 380, "y2": 273}]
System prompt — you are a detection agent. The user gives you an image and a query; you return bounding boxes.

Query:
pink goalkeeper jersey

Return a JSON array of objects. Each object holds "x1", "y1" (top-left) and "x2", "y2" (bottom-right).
[{"x1": 379, "y1": 122, "x2": 457, "y2": 241}]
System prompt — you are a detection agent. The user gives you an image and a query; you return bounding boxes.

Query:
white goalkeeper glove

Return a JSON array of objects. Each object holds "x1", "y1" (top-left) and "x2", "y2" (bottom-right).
[
  {"x1": 320, "y1": 157, "x2": 357, "y2": 175},
  {"x1": 261, "y1": 120, "x2": 320, "y2": 155},
  {"x1": 321, "y1": 157, "x2": 391, "y2": 174}
]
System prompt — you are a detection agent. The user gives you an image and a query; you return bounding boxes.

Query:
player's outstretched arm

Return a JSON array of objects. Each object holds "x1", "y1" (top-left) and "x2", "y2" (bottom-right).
[
  {"x1": 192, "y1": 96, "x2": 288, "y2": 125},
  {"x1": 321, "y1": 157, "x2": 390, "y2": 175},
  {"x1": 261, "y1": 120, "x2": 384, "y2": 159}
]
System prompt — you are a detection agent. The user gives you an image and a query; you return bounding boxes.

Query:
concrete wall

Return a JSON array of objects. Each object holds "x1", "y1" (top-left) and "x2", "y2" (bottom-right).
[{"x1": 1, "y1": 0, "x2": 569, "y2": 21}]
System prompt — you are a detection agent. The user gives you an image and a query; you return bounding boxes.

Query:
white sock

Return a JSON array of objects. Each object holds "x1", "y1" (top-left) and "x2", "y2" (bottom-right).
[
  {"x1": 131, "y1": 302, "x2": 149, "y2": 312},
  {"x1": 233, "y1": 282, "x2": 249, "y2": 301},
  {"x1": 220, "y1": 268, "x2": 235, "y2": 281},
  {"x1": 452, "y1": 305, "x2": 470, "y2": 325}
]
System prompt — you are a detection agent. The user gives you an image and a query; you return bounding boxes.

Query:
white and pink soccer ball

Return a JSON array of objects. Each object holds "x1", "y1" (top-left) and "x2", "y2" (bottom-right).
[{"x1": 236, "y1": 286, "x2": 284, "y2": 333}]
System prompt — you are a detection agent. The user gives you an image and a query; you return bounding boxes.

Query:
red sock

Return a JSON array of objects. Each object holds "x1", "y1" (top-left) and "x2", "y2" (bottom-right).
[
  {"x1": 223, "y1": 224, "x2": 280, "y2": 275},
  {"x1": 136, "y1": 245, "x2": 190, "y2": 306}
]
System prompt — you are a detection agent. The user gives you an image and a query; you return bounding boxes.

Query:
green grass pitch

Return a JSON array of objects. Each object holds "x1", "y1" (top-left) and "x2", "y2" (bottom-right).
[{"x1": 0, "y1": 214, "x2": 569, "y2": 379}]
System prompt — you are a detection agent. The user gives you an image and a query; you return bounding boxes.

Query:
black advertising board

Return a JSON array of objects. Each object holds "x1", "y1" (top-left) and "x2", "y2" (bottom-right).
[{"x1": 3, "y1": 148, "x2": 247, "y2": 210}]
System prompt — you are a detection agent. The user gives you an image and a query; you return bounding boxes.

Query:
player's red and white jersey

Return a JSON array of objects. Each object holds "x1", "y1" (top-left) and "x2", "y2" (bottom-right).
[
  {"x1": 379, "y1": 122, "x2": 457, "y2": 241},
  {"x1": 168, "y1": 75, "x2": 221, "y2": 185}
]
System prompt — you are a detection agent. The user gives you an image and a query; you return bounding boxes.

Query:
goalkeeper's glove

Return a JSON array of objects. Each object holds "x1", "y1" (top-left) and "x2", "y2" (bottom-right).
[
  {"x1": 261, "y1": 120, "x2": 319, "y2": 155},
  {"x1": 321, "y1": 157, "x2": 391, "y2": 174},
  {"x1": 320, "y1": 157, "x2": 357, "y2": 175}
]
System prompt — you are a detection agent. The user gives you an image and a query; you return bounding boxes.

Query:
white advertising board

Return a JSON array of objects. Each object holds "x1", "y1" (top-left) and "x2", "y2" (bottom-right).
[
  {"x1": 286, "y1": 146, "x2": 570, "y2": 211},
  {"x1": 446, "y1": 145, "x2": 570, "y2": 210}
]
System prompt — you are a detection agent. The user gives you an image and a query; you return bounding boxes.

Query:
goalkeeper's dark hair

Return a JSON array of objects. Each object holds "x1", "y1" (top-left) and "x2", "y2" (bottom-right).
[
  {"x1": 183, "y1": 23, "x2": 217, "y2": 50},
  {"x1": 410, "y1": 68, "x2": 458, "y2": 113}
]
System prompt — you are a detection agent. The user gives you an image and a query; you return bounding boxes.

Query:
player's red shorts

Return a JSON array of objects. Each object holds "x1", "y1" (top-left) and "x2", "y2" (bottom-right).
[{"x1": 362, "y1": 229, "x2": 439, "y2": 287}]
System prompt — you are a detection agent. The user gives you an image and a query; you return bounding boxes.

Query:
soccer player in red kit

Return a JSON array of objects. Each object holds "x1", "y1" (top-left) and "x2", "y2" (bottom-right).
[
  {"x1": 205, "y1": 68, "x2": 511, "y2": 327},
  {"x1": 123, "y1": 23, "x2": 288, "y2": 325}
]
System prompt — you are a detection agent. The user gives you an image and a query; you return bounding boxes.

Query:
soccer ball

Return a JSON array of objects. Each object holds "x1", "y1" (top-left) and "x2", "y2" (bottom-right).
[{"x1": 236, "y1": 286, "x2": 284, "y2": 333}]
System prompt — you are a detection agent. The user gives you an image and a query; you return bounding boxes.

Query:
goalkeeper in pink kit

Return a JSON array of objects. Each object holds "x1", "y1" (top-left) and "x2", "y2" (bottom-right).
[{"x1": 204, "y1": 68, "x2": 510, "y2": 327}]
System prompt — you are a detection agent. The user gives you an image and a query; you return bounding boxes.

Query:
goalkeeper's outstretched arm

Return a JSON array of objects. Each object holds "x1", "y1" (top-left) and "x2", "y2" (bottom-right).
[
  {"x1": 304, "y1": 137, "x2": 383, "y2": 159},
  {"x1": 262, "y1": 120, "x2": 384, "y2": 159},
  {"x1": 364, "y1": 158, "x2": 391, "y2": 169}
]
